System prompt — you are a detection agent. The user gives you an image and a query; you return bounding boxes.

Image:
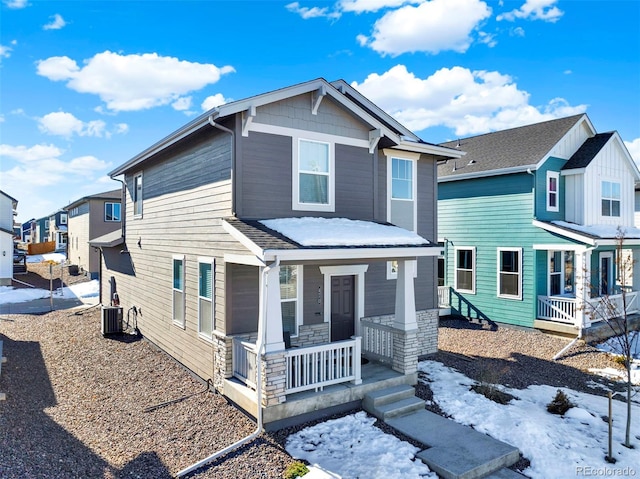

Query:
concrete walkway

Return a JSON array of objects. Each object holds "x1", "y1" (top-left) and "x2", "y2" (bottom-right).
[{"x1": 363, "y1": 385, "x2": 527, "y2": 479}]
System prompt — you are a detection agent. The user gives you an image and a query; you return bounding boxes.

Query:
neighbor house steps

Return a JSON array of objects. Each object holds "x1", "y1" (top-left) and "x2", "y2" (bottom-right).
[{"x1": 363, "y1": 385, "x2": 525, "y2": 479}]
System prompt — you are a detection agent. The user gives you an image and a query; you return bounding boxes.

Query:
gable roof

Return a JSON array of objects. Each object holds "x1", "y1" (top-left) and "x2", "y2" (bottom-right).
[
  {"x1": 110, "y1": 77, "x2": 462, "y2": 177},
  {"x1": 438, "y1": 114, "x2": 586, "y2": 181},
  {"x1": 65, "y1": 189, "x2": 122, "y2": 210},
  {"x1": 561, "y1": 132, "x2": 614, "y2": 170}
]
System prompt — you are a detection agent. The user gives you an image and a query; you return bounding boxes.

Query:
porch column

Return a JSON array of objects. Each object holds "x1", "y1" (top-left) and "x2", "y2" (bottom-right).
[
  {"x1": 575, "y1": 249, "x2": 593, "y2": 329},
  {"x1": 632, "y1": 249, "x2": 640, "y2": 293},
  {"x1": 257, "y1": 263, "x2": 285, "y2": 353},
  {"x1": 394, "y1": 259, "x2": 417, "y2": 331}
]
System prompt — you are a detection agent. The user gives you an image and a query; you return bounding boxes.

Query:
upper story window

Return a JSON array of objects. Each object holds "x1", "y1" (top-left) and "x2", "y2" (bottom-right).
[
  {"x1": 70, "y1": 207, "x2": 79, "y2": 217},
  {"x1": 602, "y1": 181, "x2": 620, "y2": 217},
  {"x1": 60, "y1": 213, "x2": 67, "y2": 225},
  {"x1": 172, "y1": 255, "x2": 185, "y2": 327},
  {"x1": 546, "y1": 171, "x2": 559, "y2": 212},
  {"x1": 105, "y1": 202, "x2": 121, "y2": 222},
  {"x1": 455, "y1": 247, "x2": 475, "y2": 294},
  {"x1": 133, "y1": 173, "x2": 143, "y2": 217},
  {"x1": 387, "y1": 153, "x2": 418, "y2": 232},
  {"x1": 497, "y1": 248, "x2": 522, "y2": 300},
  {"x1": 293, "y1": 139, "x2": 334, "y2": 212},
  {"x1": 45, "y1": 219, "x2": 50, "y2": 229}
]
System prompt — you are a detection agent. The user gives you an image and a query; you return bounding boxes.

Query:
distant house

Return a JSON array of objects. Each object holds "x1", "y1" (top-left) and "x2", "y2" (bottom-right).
[
  {"x1": 65, "y1": 189, "x2": 122, "y2": 279},
  {"x1": 437, "y1": 114, "x2": 640, "y2": 337},
  {"x1": 0, "y1": 190, "x2": 18, "y2": 285},
  {"x1": 92, "y1": 78, "x2": 462, "y2": 427},
  {"x1": 21, "y1": 219, "x2": 34, "y2": 243},
  {"x1": 47, "y1": 210, "x2": 68, "y2": 251}
]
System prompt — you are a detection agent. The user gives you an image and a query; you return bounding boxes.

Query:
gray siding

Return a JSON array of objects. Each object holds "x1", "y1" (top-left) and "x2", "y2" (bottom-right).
[
  {"x1": 227, "y1": 263, "x2": 259, "y2": 335},
  {"x1": 302, "y1": 265, "x2": 324, "y2": 325},
  {"x1": 334, "y1": 144, "x2": 375, "y2": 219}
]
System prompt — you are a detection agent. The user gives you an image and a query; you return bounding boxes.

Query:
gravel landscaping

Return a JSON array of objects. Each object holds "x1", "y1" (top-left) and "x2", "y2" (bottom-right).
[{"x1": 1, "y1": 264, "x2": 631, "y2": 478}]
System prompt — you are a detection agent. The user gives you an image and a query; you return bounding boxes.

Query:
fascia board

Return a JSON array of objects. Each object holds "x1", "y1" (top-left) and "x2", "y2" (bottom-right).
[
  {"x1": 438, "y1": 165, "x2": 537, "y2": 182},
  {"x1": 396, "y1": 140, "x2": 465, "y2": 159},
  {"x1": 263, "y1": 246, "x2": 442, "y2": 262},
  {"x1": 532, "y1": 219, "x2": 595, "y2": 245},
  {"x1": 221, "y1": 219, "x2": 265, "y2": 257}
]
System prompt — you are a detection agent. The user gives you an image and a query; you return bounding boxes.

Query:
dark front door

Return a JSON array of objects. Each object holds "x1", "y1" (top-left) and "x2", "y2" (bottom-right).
[{"x1": 330, "y1": 275, "x2": 355, "y2": 341}]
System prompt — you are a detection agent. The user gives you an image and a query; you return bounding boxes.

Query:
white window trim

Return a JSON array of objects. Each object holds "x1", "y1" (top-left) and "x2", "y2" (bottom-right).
[
  {"x1": 60, "y1": 213, "x2": 68, "y2": 225},
  {"x1": 281, "y1": 265, "x2": 304, "y2": 337},
  {"x1": 104, "y1": 202, "x2": 121, "y2": 222},
  {"x1": 599, "y1": 251, "x2": 614, "y2": 295},
  {"x1": 292, "y1": 136, "x2": 335, "y2": 212},
  {"x1": 546, "y1": 171, "x2": 559, "y2": 212},
  {"x1": 172, "y1": 254, "x2": 186, "y2": 328},
  {"x1": 385, "y1": 152, "x2": 418, "y2": 231},
  {"x1": 319, "y1": 264, "x2": 368, "y2": 338},
  {"x1": 497, "y1": 247, "x2": 523, "y2": 300},
  {"x1": 601, "y1": 180, "x2": 621, "y2": 218},
  {"x1": 197, "y1": 257, "x2": 215, "y2": 341},
  {"x1": 454, "y1": 246, "x2": 476, "y2": 294},
  {"x1": 133, "y1": 172, "x2": 143, "y2": 218}
]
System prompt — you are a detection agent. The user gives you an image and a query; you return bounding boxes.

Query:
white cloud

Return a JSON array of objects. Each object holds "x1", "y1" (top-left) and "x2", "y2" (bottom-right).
[
  {"x1": 38, "y1": 111, "x2": 107, "y2": 138},
  {"x1": 477, "y1": 31, "x2": 497, "y2": 47},
  {"x1": 68, "y1": 155, "x2": 109, "y2": 175},
  {"x1": 351, "y1": 64, "x2": 587, "y2": 136},
  {"x1": 511, "y1": 26, "x2": 525, "y2": 36},
  {"x1": 564, "y1": 69, "x2": 572, "y2": 75},
  {"x1": 286, "y1": 2, "x2": 340, "y2": 19},
  {"x1": 338, "y1": 0, "x2": 419, "y2": 13},
  {"x1": 43, "y1": 13, "x2": 67, "y2": 30},
  {"x1": 115, "y1": 123, "x2": 129, "y2": 134},
  {"x1": 0, "y1": 43, "x2": 13, "y2": 62},
  {"x1": 625, "y1": 138, "x2": 640, "y2": 164},
  {"x1": 201, "y1": 93, "x2": 230, "y2": 111},
  {"x1": 358, "y1": 0, "x2": 492, "y2": 56},
  {"x1": 0, "y1": 143, "x2": 64, "y2": 162},
  {"x1": 3, "y1": 0, "x2": 28, "y2": 8},
  {"x1": 36, "y1": 51, "x2": 235, "y2": 112},
  {"x1": 497, "y1": 0, "x2": 563, "y2": 22},
  {"x1": 172, "y1": 96, "x2": 192, "y2": 111}
]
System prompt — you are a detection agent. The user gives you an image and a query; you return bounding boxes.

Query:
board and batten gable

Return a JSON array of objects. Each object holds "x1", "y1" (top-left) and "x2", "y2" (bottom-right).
[
  {"x1": 439, "y1": 172, "x2": 579, "y2": 327},
  {"x1": 101, "y1": 124, "x2": 252, "y2": 381}
]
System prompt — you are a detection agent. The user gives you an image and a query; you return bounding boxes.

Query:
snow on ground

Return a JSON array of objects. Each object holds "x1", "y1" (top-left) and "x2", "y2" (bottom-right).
[
  {"x1": 285, "y1": 358, "x2": 640, "y2": 479},
  {"x1": 286, "y1": 411, "x2": 436, "y2": 479},
  {"x1": 260, "y1": 217, "x2": 429, "y2": 246},
  {"x1": 25, "y1": 252, "x2": 67, "y2": 263},
  {"x1": 592, "y1": 332, "x2": 640, "y2": 385},
  {"x1": 0, "y1": 280, "x2": 99, "y2": 304}
]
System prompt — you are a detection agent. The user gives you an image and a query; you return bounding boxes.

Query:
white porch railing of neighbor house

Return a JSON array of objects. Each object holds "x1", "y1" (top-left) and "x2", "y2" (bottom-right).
[
  {"x1": 438, "y1": 286, "x2": 451, "y2": 308},
  {"x1": 537, "y1": 291, "x2": 640, "y2": 325},
  {"x1": 284, "y1": 338, "x2": 362, "y2": 394},
  {"x1": 360, "y1": 319, "x2": 394, "y2": 364},
  {"x1": 232, "y1": 338, "x2": 257, "y2": 389}
]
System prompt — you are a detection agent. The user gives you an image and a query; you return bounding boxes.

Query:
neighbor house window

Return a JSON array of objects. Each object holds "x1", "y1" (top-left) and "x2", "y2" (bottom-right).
[
  {"x1": 497, "y1": 248, "x2": 522, "y2": 299},
  {"x1": 172, "y1": 255, "x2": 185, "y2": 327},
  {"x1": 455, "y1": 247, "x2": 475, "y2": 293},
  {"x1": 602, "y1": 181, "x2": 621, "y2": 217},
  {"x1": 105, "y1": 202, "x2": 121, "y2": 222},
  {"x1": 60, "y1": 213, "x2": 67, "y2": 225},
  {"x1": 198, "y1": 258, "x2": 214, "y2": 340},
  {"x1": 546, "y1": 171, "x2": 559, "y2": 212},
  {"x1": 293, "y1": 138, "x2": 334, "y2": 212},
  {"x1": 280, "y1": 265, "x2": 301, "y2": 337},
  {"x1": 549, "y1": 250, "x2": 575, "y2": 296},
  {"x1": 133, "y1": 173, "x2": 143, "y2": 217}
]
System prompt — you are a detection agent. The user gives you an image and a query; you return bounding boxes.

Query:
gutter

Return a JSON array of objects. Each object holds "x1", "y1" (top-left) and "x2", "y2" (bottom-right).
[
  {"x1": 208, "y1": 114, "x2": 236, "y2": 216},
  {"x1": 176, "y1": 256, "x2": 280, "y2": 478}
]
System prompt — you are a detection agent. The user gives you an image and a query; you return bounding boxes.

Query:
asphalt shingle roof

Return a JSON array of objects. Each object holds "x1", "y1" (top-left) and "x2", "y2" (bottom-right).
[
  {"x1": 438, "y1": 114, "x2": 585, "y2": 179},
  {"x1": 562, "y1": 132, "x2": 614, "y2": 170}
]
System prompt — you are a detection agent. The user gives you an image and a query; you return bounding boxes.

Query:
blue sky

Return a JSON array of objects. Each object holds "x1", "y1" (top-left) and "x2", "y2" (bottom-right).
[{"x1": 1, "y1": 0, "x2": 639, "y2": 223}]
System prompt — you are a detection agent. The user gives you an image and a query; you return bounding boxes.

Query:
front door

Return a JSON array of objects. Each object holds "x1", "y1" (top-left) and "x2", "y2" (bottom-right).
[
  {"x1": 600, "y1": 252, "x2": 614, "y2": 295},
  {"x1": 330, "y1": 275, "x2": 355, "y2": 341}
]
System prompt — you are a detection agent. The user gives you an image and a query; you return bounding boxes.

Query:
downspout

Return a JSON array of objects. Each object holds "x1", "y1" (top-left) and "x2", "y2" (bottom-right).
[
  {"x1": 176, "y1": 256, "x2": 279, "y2": 478},
  {"x1": 208, "y1": 115, "x2": 236, "y2": 216}
]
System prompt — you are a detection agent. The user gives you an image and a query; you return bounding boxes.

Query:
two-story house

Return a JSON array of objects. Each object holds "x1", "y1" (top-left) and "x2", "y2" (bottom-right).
[
  {"x1": 92, "y1": 78, "x2": 463, "y2": 427},
  {"x1": 47, "y1": 210, "x2": 68, "y2": 251},
  {"x1": 437, "y1": 114, "x2": 640, "y2": 339},
  {"x1": 0, "y1": 190, "x2": 18, "y2": 285},
  {"x1": 65, "y1": 189, "x2": 122, "y2": 279}
]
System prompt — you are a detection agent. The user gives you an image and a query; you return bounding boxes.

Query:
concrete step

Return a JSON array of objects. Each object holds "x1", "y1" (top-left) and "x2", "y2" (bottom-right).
[
  {"x1": 362, "y1": 384, "x2": 416, "y2": 411},
  {"x1": 369, "y1": 396, "x2": 425, "y2": 420},
  {"x1": 485, "y1": 468, "x2": 528, "y2": 479},
  {"x1": 388, "y1": 410, "x2": 520, "y2": 479}
]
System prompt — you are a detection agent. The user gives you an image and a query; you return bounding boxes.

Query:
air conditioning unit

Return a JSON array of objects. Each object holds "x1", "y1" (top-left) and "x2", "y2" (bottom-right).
[{"x1": 101, "y1": 306, "x2": 123, "y2": 336}]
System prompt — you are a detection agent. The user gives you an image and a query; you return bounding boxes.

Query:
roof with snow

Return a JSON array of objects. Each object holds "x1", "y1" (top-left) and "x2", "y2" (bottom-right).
[{"x1": 534, "y1": 220, "x2": 640, "y2": 246}]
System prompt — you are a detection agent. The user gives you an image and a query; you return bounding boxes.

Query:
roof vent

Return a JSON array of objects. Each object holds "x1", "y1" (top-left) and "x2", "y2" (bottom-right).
[{"x1": 468, "y1": 159, "x2": 476, "y2": 165}]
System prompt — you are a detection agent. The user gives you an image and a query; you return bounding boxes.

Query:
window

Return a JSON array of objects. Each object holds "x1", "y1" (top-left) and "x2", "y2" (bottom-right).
[
  {"x1": 70, "y1": 207, "x2": 79, "y2": 217},
  {"x1": 60, "y1": 213, "x2": 68, "y2": 225},
  {"x1": 172, "y1": 256, "x2": 185, "y2": 327},
  {"x1": 455, "y1": 247, "x2": 475, "y2": 293},
  {"x1": 105, "y1": 202, "x2": 121, "y2": 222},
  {"x1": 45, "y1": 220, "x2": 50, "y2": 229},
  {"x1": 280, "y1": 265, "x2": 300, "y2": 337},
  {"x1": 497, "y1": 248, "x2": 522, "y2": 299},
  {"x1": 549, "y1": 250, "x2": 575, "y2": 296},
  {"x1": 546, "y1": 171, "x2": 559, "y2": 212},
  {"x1": 392, "y1": 158, "x2": 413, "y2": 200},
  {"x1": 387, "y1": 154, "x2": 417, "y2": 232},
  {"x1": 198, "y1": 259, "x2": 214, "y2": 339},
  {"x1": 293, "y1": 138, "x2": 334, "y2": 212},
  {"x1": 602, "y1": 181, "x2": 621, "y2": 217},
  {"x1": 133, "y1": 173, "x2": 143, "y2": 217}
]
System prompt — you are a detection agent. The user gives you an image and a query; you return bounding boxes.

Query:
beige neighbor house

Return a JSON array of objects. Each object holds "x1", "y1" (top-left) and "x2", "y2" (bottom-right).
[
  {"x1": 65, "y1": 189, "x2": 122, "y2": 279},
  {"x1": 91, "y1": 78, "x2": 463, "y2": 428}
]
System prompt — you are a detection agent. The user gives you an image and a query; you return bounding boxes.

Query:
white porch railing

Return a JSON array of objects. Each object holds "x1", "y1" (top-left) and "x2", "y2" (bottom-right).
[
  {"x1": 537, "y1": 291, "x2": 639, "y2": 326},
  {"x1": 285, "y1": 338, "x2": 362, "y2": 394},
  {"x1": 360, "y1": 319, "x2": 394, "y2": 363},
  {"x1": 438, "y1": 286, "x2": 450, "y2": 308},
  {"x1": 232, "y1": 338, "x2": 257, "y2": 389}
]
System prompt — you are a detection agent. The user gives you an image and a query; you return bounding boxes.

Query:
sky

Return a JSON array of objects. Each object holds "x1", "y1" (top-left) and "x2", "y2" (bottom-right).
[{"x1": 1, "y1": 0, "x2": 639, "y2": 223}]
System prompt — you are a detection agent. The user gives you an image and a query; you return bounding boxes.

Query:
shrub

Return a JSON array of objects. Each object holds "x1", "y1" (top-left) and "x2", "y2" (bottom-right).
[
  {"x1": 283, "y1": 461, "x2": 309, "y2": 479},
  {"x1": 547, "y1": 389, "x2": 575, "y2": 415}
]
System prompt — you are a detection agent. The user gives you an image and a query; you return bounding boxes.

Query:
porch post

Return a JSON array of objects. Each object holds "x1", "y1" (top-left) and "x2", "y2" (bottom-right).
[
  {"x1": 394, "y1": 259, "x2": 417, "y2": 331},
  {"x1": 257, "y1": 263, "x2": 285, "y2": 353},
  {"x1": 575, "y1": 249, "x2": 592, "y2": 329}
]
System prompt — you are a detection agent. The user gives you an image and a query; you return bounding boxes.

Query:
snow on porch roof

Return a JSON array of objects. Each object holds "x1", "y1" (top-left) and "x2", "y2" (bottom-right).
[{"x1": 259, "y1": 217, "x2": 430, "y2": 247}]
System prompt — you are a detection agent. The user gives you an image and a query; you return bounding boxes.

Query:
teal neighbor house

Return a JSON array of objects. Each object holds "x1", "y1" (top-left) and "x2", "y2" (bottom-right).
[{"x1": 437, "y1": 114, "x2": 640, "y2": 336}]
